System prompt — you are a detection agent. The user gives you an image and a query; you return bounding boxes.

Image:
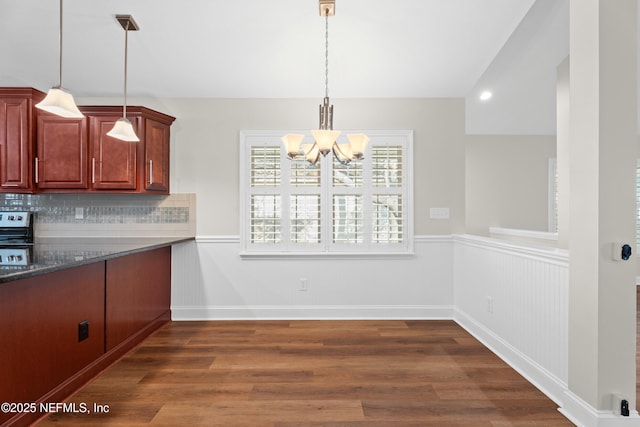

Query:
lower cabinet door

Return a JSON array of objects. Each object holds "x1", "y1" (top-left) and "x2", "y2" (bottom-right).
[
  {"x1": 0, "y1": 262, "x2": 105, "y2": 425},
  {"x1": 105, "y1": 246, "x2": 171, "y2": 350}
]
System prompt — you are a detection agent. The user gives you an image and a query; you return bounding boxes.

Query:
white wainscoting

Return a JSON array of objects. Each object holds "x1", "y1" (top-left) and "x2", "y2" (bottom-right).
[
  {"x1": 171, "y1": 235, "x2": 454, "y2": 320},
  {"x1": 453, "y1": 234, "x2": 569, "y2": 406}
]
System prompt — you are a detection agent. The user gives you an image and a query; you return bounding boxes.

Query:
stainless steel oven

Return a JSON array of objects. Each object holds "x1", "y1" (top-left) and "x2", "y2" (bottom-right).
[{"x1": 0, "y1": 211, "x2": 33, "y2": 266}]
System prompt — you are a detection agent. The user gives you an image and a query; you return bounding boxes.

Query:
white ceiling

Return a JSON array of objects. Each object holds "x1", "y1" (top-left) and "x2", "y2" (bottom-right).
[{"x1": 0, "y1": 0, "x2": 569, "y2": 133}]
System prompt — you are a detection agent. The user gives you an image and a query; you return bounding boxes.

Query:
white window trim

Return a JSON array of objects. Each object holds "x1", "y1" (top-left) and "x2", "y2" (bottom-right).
[{"x1": 239, "y1": 130, "x2": 414, "y2": 258}]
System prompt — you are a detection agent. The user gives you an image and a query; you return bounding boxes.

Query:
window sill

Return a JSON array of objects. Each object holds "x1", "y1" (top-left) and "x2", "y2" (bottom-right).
[{"x1": 239, "y1": 251, "x2": 416, "y2": 260}]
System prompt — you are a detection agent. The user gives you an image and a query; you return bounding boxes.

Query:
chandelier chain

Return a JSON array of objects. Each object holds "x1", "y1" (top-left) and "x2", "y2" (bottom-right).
[{"x1": 324, "y1": 11, "x2": 329, "y2": 98}]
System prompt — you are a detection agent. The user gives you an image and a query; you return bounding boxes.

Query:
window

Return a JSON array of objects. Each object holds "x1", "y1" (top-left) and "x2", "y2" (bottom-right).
[{"x1": 240, "y1": 130, "x2": 413, "y2": 254}]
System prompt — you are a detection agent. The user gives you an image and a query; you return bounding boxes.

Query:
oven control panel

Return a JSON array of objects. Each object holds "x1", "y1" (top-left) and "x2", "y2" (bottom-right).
[
  {"x1": 0, "y1": 212, "x2": 31, "y2": 228},
  {"x1": 0, "y1": 248, "x2": 30, "y2": 266}
]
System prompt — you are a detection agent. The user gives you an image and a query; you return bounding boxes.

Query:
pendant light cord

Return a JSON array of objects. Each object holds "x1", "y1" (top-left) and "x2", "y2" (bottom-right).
[
  {"x1": 123, "y1": 20, "x2": 129, "y2": 118},
  {"x1": 58, "y1": 0, "x2": 63, "y2": 87}
]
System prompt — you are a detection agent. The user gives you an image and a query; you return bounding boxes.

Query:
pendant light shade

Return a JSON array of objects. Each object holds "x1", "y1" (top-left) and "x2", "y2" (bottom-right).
[
  {"x1": 346, "y1": 133, "x2": 369, "y2": 160},
  {"x1": 108, "y1": 15, "x2": 140, "y2": 142},
  {"x1": 107, "y1": 117, "x2": 139, "y2": 142},
  {"x1": 311, "y1": 129, "x2": 341, "y2": 155},
  {"x1": 36, "y1": 0, "x2": 84, "y2": 118},
  {"x1": 36, "y1": 87, "x2": 84, "y2": 118},
  {"x1": 281, "y1": 134, "x2": 305, "y2": 159}
]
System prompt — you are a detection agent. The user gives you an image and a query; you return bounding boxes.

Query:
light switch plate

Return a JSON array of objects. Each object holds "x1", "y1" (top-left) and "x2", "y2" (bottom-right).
[{"x1": 430, "y1": 207, "x2": 450, "y2": 220}]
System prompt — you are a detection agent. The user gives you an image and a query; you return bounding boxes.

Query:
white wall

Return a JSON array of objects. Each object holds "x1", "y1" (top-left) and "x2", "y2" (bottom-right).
[
  {"x1": 465, "y1": 135, "x2": 557, "y2": 236},
  {"x1": 172, "y1": 236, "x2": 454, "y2": 320}
]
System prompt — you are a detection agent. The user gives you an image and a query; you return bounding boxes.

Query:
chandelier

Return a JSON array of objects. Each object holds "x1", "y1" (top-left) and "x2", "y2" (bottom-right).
[{"x1": 281, "y1": 0, "x2": 369, "y2": 166}]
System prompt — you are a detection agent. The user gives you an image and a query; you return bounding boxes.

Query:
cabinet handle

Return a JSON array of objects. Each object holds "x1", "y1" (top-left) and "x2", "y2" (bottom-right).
[
  {"x1": 34, "y1": 157, "x2": 39, "y2": 184},
  {"x1": 148, "y1": 159, "x2": 153, "y2": 186},
  {"x1": 92, "y1": 158, "x2": 96, "y2": 184}
]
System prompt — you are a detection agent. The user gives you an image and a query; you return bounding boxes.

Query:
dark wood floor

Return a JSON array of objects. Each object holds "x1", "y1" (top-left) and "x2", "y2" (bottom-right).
[{"x1": 37, "y1": 320, "x2": 572, "y2": 426}]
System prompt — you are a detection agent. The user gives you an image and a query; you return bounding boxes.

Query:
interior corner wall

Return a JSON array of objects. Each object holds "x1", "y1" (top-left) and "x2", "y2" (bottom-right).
[{"x1": 465, "y1": 135, "x2": 557, "y2": 236}]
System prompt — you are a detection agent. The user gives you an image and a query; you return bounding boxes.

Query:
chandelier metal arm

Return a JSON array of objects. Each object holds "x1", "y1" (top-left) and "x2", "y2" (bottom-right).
[
  {"x1": 306, "y1": 142, "x2": 320, "y2": 165},
  {"x1": 332, "y1": 143, "x2": 352, "y2": 166}
]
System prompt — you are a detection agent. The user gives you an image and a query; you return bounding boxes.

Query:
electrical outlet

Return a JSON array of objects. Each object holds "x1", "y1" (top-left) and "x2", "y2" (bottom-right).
[
  {"x1": 487, "y1": 296, "x2": 494, "y2": 314},
  {"x1": 75, "y1": 207, "x2": 84, "y2": 220},
  {"x1": 611, "y1": 393, "x2": 630, "y2": 416},
  {"x1": 299, "y1": 278, "x2": 308, "y2": 291},
  {"x1": 78, "y1": 320, "x2": 89, "y2": 342}
]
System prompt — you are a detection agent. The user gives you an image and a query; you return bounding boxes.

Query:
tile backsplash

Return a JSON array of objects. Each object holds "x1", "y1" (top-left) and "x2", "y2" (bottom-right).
[{"x1": 0, "y1": 193, "x2": 195, "y2": 238}]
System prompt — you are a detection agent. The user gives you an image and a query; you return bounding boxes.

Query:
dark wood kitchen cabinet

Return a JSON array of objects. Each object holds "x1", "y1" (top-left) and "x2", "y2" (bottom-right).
[
  {"x1": 0, "y1": 244, "x2": 174, "y2": 427},
  {"x1": 105, "y1": 246, "x2": 171, "y2": 350},
  {"x1": 0, "y1": 87, "x2": 44, "y2": 192},
  {"x1": 0, "y1": 88, "x2": 175, "y2": 194},
  {"x1": 70, "y1": 105, "x2": 175, "y2": 194},
  {"x1": 35, "y1": 111, "x2": 89, "y2": 189},
  {"x1": 144, "y1": 117, "x2": 171, "y2": 193},
  {"x1": 0, "y1": 262, "x2": 105, "y2": 425},
  {"x1": 36, "y1": 106, "x2": 175, "y2": 193},
  {"x1": 88, "y1": 114, "x2": 138, "y2": 190}
]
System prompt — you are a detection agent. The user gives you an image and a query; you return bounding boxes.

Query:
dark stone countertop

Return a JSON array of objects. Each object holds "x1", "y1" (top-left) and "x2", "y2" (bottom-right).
[{"x1": 0, "y1": 236, "x2": 194, "y2": 283}]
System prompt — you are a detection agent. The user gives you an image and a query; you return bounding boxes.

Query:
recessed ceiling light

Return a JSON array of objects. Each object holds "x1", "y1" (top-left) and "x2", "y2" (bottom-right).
[{"x1": 479, "y1": 91, "x2": 493, "y2": 101}]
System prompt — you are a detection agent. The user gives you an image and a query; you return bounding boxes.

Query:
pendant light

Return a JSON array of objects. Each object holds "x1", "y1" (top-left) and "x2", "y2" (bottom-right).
[
  {"x1": 282, "y1": 0, "x2": 369, "y2": 166},
  {"x1": 107, "y1": 15, "x2": 140, "y2": 142},
  {"x1": 36, "y1": 0, "x2": 84, "y2": 118}
]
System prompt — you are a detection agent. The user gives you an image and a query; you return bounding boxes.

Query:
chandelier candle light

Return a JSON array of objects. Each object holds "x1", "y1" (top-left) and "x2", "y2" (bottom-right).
[
  {"x1": 107, "y1": 15, "x2": 140, "y2": 142},
  {"x1": 36, "y1": 0, "x2": 84, "y2": 118},
  {"x1": 282, "y1": 0, "x2": 369, "y2": 165}
]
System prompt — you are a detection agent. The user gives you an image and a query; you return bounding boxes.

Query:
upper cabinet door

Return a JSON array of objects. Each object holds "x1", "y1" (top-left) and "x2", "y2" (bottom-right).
[
  {"x1": 90, "y1": 116, "x2": 137, "y2": 190},
  {"x1": 143, "y1": 119, "x2": 170, "y2": 193},
  {"x1": 0, "y1": 96, "x2": 32, "y2": 191},
  {"x1": 36, "y1": 112, "x2": 88, "y2": 189}
]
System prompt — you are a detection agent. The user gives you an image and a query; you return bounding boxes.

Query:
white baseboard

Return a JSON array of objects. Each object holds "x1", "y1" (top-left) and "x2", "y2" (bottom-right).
[
  {"x1": 453, "y1": 307, "x2": 567, "y2": 407},
  {"x1": 455, "y1": 308, "x2": 640, "y2": 426},
  {"x1": 559, "y1": 390, "x2": 640, "y2": 427},
  {"x1": 171, "y1": 305, "x2": 454, "y2": 320}
]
